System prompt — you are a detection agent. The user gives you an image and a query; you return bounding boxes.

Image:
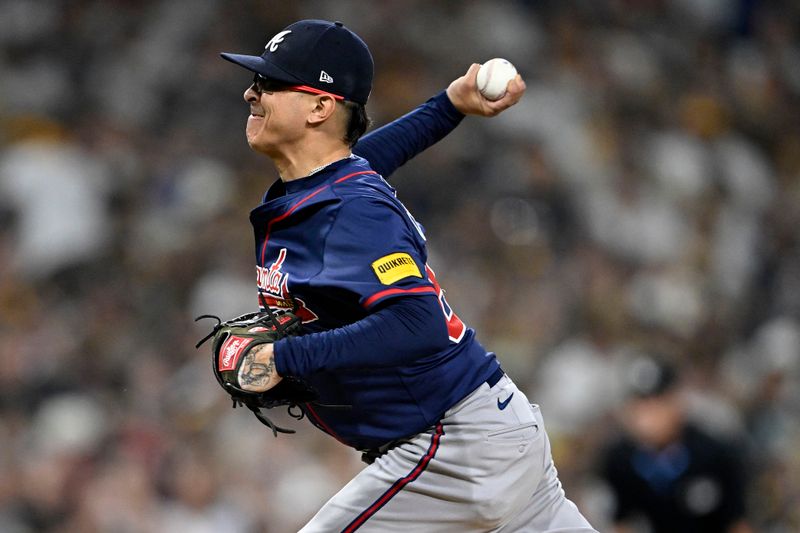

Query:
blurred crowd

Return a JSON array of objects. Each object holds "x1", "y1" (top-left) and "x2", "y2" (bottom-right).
[{"x1": 1, "y1": 0, "x2": 799, "y2": 531}]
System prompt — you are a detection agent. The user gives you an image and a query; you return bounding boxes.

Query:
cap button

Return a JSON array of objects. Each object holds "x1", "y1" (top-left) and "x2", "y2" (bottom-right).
[{"x1": 334, "y1": 21, "x2": 343, "y2": 27}]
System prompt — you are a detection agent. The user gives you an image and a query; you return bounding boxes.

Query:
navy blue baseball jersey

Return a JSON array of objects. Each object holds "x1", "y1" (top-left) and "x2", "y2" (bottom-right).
[{"x1": 252, "y1": 155, "x2": 500, "y2": 451}]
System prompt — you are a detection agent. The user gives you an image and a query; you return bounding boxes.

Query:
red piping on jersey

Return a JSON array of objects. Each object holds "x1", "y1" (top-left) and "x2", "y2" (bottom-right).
[
  {"x1": 260, "y1": 170, "x2": 377, "y2": 264},
  {"x1": 362, "y1": 286, "x2": 437, "y2": 308},
  {"x1": 341, "y1": 423, "x2": 445, "y2": 532},
  {"x1": 304, "y1": 403, "x2": 349, "y2": 446}
]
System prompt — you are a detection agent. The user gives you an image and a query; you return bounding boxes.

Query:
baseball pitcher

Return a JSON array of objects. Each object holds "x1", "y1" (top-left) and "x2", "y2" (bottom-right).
[{"x1": 201, "y1": 18, "x2": 597, "y2": 533}]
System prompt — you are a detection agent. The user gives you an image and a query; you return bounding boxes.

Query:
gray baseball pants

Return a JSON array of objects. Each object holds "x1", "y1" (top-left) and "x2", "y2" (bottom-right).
[{"x1": 300, "y1": 374, "x2": 597, "y2": 532}]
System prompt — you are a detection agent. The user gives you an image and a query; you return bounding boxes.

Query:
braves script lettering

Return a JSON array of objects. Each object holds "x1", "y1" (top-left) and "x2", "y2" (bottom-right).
[
  {"x1": 255, "y1": 248, "x2": 319, "y2": 323},
  {"x1": 257, "y1": 248, "x2": 289, "y2": 297}
]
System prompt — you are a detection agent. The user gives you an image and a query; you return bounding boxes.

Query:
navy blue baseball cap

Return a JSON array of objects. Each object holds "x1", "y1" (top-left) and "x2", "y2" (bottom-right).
[
  {"x1": 221, "y1": 19, "x2": 373, "y2": 105},
  {"x1": 626, "y1": 356, "x2": 678, "y2": 398}
]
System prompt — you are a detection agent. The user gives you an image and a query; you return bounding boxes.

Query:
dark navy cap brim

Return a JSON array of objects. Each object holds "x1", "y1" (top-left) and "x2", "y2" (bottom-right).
[{"x1": 220, "y1": 52, "x2": 304, "y2": 85}]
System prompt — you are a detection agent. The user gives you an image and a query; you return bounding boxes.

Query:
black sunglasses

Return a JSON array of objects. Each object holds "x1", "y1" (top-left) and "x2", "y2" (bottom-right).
[
  {"x1": 251, "y1": 73, "x2": 345, "y2": 101},
  {"x1": 252, "y1": 74, "x2": 293, "y2": 94}
]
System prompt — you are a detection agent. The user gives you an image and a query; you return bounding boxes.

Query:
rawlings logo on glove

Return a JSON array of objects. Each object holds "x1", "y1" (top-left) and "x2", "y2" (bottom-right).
[{"x1": 219, "y1": 336, "x2": 254, "y2": 370}]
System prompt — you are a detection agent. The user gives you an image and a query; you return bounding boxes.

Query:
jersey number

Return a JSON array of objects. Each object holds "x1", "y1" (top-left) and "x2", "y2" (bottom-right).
[{"x1": 426, "y1": 265, "x2": 466, "y2": 343}]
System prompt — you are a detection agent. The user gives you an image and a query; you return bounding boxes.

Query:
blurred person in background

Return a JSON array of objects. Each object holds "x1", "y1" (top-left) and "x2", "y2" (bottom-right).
[{"x1": 598, "y1": 356, "x2": 753, "y2": 533}]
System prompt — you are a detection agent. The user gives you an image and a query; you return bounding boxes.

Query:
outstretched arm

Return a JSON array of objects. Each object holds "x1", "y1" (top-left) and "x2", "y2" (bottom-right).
[{"x1": 353, "y1": 63, "x2": 526, "y2": 178}]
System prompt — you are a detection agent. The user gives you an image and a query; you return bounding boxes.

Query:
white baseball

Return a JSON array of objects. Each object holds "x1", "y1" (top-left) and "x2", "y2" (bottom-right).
[{"x1": 476, "y1": 58, "x2": 518, "y2": 101}]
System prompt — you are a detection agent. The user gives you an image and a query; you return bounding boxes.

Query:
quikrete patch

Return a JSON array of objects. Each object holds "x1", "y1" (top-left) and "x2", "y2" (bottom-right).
[{"x1": 371, "y1": 252, "x2": 422, "y2": 285}]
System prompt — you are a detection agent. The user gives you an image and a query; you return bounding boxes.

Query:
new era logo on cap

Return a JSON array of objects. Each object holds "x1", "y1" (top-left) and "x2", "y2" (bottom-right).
[{"x1": 319, "y1": 71, "x2": 333, "y2": 83}]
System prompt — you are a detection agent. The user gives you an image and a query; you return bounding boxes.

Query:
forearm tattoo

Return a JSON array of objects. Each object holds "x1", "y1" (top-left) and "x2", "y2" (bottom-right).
[{"x1": 238, "y1": 344, "x2": 275, "y2": 389}]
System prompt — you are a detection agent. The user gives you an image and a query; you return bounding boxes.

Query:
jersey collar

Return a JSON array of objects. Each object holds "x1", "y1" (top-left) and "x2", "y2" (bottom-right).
[
  {"x1": 262, "y1": 155, "x2": 362, "y2": 204},
  {"x1": 283, "y1": 155, "x2": 356, "y2": 194}
]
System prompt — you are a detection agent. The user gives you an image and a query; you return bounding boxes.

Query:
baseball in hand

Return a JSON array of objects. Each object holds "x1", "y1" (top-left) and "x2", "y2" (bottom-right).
[
  {"x1": 477, "y1": 57, "x2": 517, "y2": 100},
  {"x1": 476, "y1": 58, "x2": 518, "y2": 101}
]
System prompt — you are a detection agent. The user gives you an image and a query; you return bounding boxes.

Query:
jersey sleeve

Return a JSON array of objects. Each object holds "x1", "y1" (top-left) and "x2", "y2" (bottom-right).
[
  {"x1": 274, "y1": 294, "x2": 450, "y2": 376},
  {"x1": 314, "y1": 194, "x2": 436, "y2": 309},
  {"x1": 353, "y1": 91, "x2": 465, "y2": 179}
]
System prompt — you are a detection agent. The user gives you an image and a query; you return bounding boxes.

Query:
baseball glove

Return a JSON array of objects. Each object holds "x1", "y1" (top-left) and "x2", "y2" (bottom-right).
[{"x1": 195, "y1": 308, "x2": 318, "y2": 436}]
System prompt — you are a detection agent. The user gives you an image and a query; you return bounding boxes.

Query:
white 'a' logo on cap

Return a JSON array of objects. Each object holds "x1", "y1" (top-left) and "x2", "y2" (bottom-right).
[{"x1": 265, "y1": 30, "x2": 291, "y2": 53}]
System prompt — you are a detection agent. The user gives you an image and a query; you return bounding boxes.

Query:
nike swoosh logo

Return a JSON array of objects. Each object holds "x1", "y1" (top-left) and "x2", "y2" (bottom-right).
[{"x1": 497, "y1": 393, "x2": 514, "y2": 410}]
